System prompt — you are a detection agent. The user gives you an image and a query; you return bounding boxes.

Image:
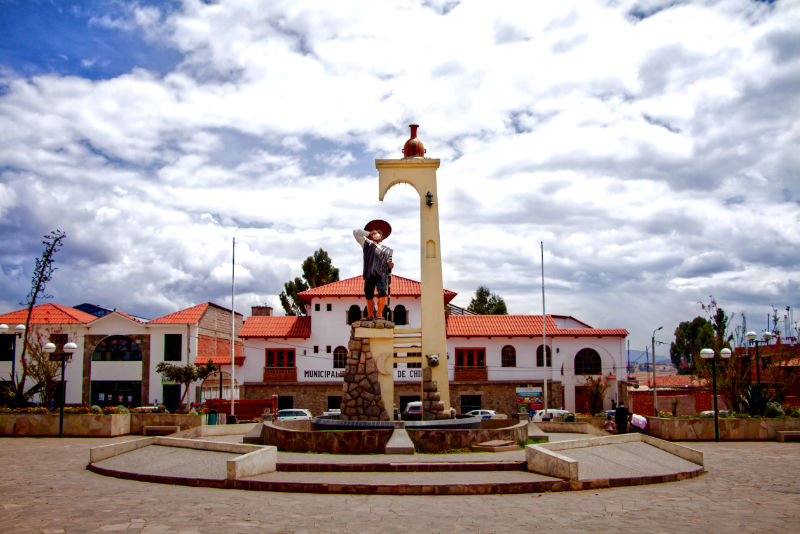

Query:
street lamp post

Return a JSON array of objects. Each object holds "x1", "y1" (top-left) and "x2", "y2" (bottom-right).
[
  {"x1": 652, "y1": 326, "x2": 663, "y2": 415},
  {"x1": 43, "y1": 340, "x2": 78, "y2": 438},
  {"x1": 744, "y1": 331, "x2": 773, "y2": 385},
  {"x1": 700, "y1": 347, "x2": 732, "y2": 442}
]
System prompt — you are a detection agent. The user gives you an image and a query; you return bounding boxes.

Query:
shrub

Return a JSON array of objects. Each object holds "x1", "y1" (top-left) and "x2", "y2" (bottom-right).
[
  {"x1": 765, "y1": 401, "x2": 784, "y2": 418},
  {"x1": 740, "y1": 384, "x2": 774, "y2": 417},
  {"x1": 90, "y1": 405, "x2": 103, "y2": 414},
  {"x1": 782, "y1": 404, "x2": 800, "y2": 418},
  {"x1": 63, "y1": 405, "x2": 91, "y2": 414}
]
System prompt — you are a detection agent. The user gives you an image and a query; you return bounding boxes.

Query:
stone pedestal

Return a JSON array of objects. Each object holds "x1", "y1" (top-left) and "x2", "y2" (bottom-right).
[{"x1": 341, "y1": 320, "x2": 393, "y2": 421}]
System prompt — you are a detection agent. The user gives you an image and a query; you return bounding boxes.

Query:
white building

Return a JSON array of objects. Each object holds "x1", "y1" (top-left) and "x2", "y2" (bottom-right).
[
  {"x1": 1, "y1": 277, "x2": 628, "y2": 416},
  {"x1": 0, "y1": 302, "x2": 242, "y2": 411},
  {"x1": 240, "y1": 275, "x2": 628, "y2": 416}
]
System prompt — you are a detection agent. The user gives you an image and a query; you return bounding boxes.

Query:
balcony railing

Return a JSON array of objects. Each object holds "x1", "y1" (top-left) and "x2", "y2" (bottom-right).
[
  {"x1": 263, "y1": 366, "x2": 297, "y2": 382},
  {"x1": 454, "y1": 365, "x2": 488, "y2": 381}
]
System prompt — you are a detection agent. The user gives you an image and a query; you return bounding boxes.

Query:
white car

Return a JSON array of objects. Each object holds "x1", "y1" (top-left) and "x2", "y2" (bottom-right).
[
  {"x1": 532, "y1": 409, "x2": 572, "y2": 422},
  {"x1": 466, "y1": 409, "x2": 497, "y2": 419},
  {"x1": 322, "y1": 408, "x2": 341, "y2": 417},
  {"x1": 277, "y1": 409, "x2": 313, "y2": 420}
]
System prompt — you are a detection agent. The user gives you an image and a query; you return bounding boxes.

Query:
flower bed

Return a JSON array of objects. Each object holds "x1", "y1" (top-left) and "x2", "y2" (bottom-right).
[
  {"x1": 646, "y1": 416, "x2": 800, "y2": 441},
  {"x1": 0, "y1": 413, "x2": 130, "y2": 437}
]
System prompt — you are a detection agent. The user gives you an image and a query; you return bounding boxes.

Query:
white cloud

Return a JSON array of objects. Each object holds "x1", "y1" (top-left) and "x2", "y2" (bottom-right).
[{"x1": 1, "y1": 0, "x2": 798, "y2": 348}]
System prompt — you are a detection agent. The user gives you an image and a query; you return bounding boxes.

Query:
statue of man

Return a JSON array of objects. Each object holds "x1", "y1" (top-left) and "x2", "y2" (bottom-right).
[{"x1": 353, "y1": 220, "x2": 394, "y2": 321}]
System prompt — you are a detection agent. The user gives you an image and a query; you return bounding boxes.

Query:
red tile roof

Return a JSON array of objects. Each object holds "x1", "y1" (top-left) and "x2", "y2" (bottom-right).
[
  {"x1": 0, "y1": 303, "x2": 97, "y2": 325},
  {"x1": 149, "y1": 303, "x2": 211, "y2": 324},
  {"x1": 298, "y1": 275, "x2": 457, "y2": 305},
  {"x1": 644, "y1": 374, "x2": 705, "y2": 388},
  {"x1": 445, "y1": 315, "x2": 628, "y2": 338},
  {"x1": 553, "y1": 328, "x2": 630, "y2": 337},
  {"x1": 196, "y1": 355, "x2": 246, "y2": 365},
  {"x1": 240, "y1": 316, "x2": 312, "y2": 338}
]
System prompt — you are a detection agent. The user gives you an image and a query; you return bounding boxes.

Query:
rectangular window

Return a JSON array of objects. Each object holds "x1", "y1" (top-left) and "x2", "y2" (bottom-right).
[
  {"x1": 48, "y1": 333, "x2": 69, "y2": 361},
  {"x1": 314, "y1": 345, "x2": 319, "y2": 354},
  {"x1": 265, "y1": 349, "x2": 296, "y2": 368},
  {"x1": 327, "y1": 396, "x2": 341, "y2": 410},
  {"x1": 455, "y1": 347, "x2": 485, "y2": 367},
  {"x1": 326, "y1": 303, "x2": 332, "y2": 311},
  {"x1": 90, "y1": 380, "x2": 141, "y2": 408},
  {"x1": 164, "y1": 334, "x2": 182, "y2": 361},
  {"x1": 326, "y1": 345, "x2": 331, "y2": 354},
  {"x1": 0, "y1": 334, "x2": 14, "y2": 361},
  {"x1": 461, "y1": 394, "x2": 482, "y2": 413},
  {"x1": 314, "y1": 303, "x2": 320, "y2": 312}
]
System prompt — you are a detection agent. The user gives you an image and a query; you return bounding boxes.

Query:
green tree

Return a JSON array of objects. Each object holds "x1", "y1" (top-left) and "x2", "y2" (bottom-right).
[
  {"x1": 2, "y1": 230, "x2": 66, "y2": 408},
  {"x1": 467, "y1": 286, "x2": 508, "y2": 315},
  {"x1": 584, "y1": 375, "x2": 610, "y2": 415},
  {"x1": 155, "y1": 361, "x2": 218, "y2": 412},
  {"x1": 279, "y1": 249, "x2": 340, "y2": 316},
  {"x1": 670, "y1": 317, "x2": 714, "y2": 373}
]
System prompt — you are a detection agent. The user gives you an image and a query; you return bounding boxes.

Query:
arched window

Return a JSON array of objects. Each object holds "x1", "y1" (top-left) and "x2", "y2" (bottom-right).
[
  {"x1": 347, "y1": 305, "x2": 361, "y2": 325},
  {"x1": 536, "y1": 345, "x2": 552, "y2": 367},
  {"x1": 333, "y1": 346, "x2": 347, "y2": 369},
  {"x1": 574, "y1": 348, "x2": 601, "y2": 375},
  {"x1": 92, "y1": 336, "x2": 142, "y2": 361},
  {"x1": 501, "y1": 345, "x2": 516, "y2": 367},
  {"x1": 393, "y1": 305, "x2": 407, "y2": 325}
]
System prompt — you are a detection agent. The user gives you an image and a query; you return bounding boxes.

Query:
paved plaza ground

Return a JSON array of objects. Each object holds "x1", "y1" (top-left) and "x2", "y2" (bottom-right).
[{"x1": 1, "y1": 436, "x2": 798, "y2": 533}]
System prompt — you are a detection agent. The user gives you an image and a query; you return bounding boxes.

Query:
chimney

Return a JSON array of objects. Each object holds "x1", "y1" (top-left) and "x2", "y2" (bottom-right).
[{"x1": 251, "y1": 306, "x2": 273, "y2": 316}]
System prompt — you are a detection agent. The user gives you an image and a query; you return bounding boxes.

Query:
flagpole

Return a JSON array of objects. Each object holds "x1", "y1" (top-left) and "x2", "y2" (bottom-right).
[
  {"x1": 229, "y1": 236, "x2": 236, "y2": 423},
  {"x1": 541, "y1": 241, "x2": 548, "y2": 414}
]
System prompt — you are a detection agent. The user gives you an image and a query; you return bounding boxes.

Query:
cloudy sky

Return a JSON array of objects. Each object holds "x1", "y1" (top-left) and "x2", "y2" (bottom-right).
[{"x1": 1, "y1": 0, "x2": 798, "y2": 356}]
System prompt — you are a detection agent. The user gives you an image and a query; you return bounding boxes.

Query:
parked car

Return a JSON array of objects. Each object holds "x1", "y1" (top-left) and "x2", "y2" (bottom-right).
[
  {"x1": 466, "y1": 409, "x2": 497, "y2": 419},
  {"x1": 276, "y1": 409, "x2": 313, "y2": 420},
  {"x1": 532, "y1": 409, "x2": 573, "y2": 422},
  {"x1": 700, "y1": 410, "x2": 733, "y2": 417},
  {"x1": 402, "y1": 401, "x2": 422, "y2": 420},
  {"x1": 322, "y1": 408, "x2": 341, "y2": 417}
]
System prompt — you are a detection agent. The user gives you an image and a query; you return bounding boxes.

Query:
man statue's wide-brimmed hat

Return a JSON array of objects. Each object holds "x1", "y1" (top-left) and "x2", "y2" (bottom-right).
[{"x1": 365, "y1": 219, "x2": 391, "y2": 239}]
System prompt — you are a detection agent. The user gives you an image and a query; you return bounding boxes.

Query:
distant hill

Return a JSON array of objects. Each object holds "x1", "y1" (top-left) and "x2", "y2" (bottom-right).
[{"x1": 626, "y1": 349, "x2": 673, "y2": 369}]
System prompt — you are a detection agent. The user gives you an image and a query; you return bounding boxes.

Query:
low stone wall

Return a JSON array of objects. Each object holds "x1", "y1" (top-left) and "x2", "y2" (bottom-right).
[
  {"x1": 535, "y1": 421, "x2": 608, "y2": 436},
  {"x1": 130, "y1": 413, "x2": 202, "y2": 434},
  {"x1": 260, "y1": 420, "x2": 528, "y2": 454},
  {"x1": 647, "y1": 416, "x2": 800, "y2": 441},
  {"x1": 0, "y1": 413, "x2": 130, "y2": 437},
  {"x1": 261, "y1": 421, "x2": 393, "y2": 453},
  {"x1": 408, "y1": 420, "x2": 527, "y2": 453}
]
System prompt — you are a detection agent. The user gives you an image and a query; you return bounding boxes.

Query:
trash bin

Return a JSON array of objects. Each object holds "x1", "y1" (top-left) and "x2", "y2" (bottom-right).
[{"x1": 207, "y1": 411, "x2": 217, "y2": 425}]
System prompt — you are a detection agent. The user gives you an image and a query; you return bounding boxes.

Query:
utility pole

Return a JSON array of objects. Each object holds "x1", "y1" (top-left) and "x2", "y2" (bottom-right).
[{"x1": 652, "y1": 326, "x2": 663, "y2": 416}]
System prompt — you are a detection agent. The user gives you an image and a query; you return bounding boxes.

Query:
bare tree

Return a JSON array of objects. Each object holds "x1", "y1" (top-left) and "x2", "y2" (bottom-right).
[{"x1": 2, "y1": 230, "x2": 66, "y2": 407}]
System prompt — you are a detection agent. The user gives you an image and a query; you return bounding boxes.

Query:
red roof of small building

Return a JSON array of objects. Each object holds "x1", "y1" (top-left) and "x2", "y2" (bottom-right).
[
  {"x1": 298, "y1": 275, "x2": 457, "y2": 305},
  {"x1": 445, "y1": 315, "x2": 628, "y2": 338},
  {"x1": 240, "y1": 316, "x2": 312, "y2": 338},
  {"x1": 0, "y1": 303, "x2": 97, "y2": 325},
  {"x1": 149, "y1": 302, "x2": 243, "y2": 325},
  {"x1": 149, "y1": 303, "x2": 210, "y2": 324},
  {"x1": 644, "y1": 374, "x2": 705, "y2": 388}
]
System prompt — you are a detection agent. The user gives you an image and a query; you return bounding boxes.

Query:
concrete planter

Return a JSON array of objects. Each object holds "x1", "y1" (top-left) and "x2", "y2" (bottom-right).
[
  {"x1": 130, "y1": 413, "x2": 202, "y2": 434},
  {"x1": 646, "y1": 416, "x2": 800, "y2": 441},
  {"x1": 0, "y1": 413, "x2": 130, "y2": 437}
]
